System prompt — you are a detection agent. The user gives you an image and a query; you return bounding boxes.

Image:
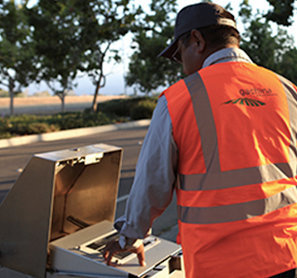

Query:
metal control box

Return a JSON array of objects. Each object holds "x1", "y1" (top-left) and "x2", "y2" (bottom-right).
[{"x1": 0, "y1": 144, "x2": 183, "y2": 278}]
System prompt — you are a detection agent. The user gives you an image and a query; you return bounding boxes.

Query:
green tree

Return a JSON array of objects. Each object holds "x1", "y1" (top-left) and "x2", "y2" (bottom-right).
[
  {"x1": 125, "y1": 0, "x2": 183, "y2": 94},
  {"x1": 265, "y1": 0, "x2": 295, "y2": 26},
  {"x1": 126, "y1": 0, "x2": 297, "y2": 94},
  {"x1": 0, "y1": 0, "x2": 38, "y2": 115},
  {"x1": 28, "y1": 0, "x2": 87, "y2": 113},
  {"x1": 28, "y1": 0, "x2": 139, "y2": 113},
  {"x1": 77, "y1": 0, "x2": 140, "y2": 112},
  {"x1": 278, "y1": 48, "x2": 297, "y2": 84},
  {"x1": 239, "y1": 0, "x2": 296, "y2": 79},
  {"x1": 263, "y1": 0, "x2": 297, "y2": 83}
]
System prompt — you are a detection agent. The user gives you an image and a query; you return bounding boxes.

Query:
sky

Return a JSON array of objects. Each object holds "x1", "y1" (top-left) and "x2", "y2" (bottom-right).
[{"x1": 27, "y1": 0, "x2": 297, "y2": 96}]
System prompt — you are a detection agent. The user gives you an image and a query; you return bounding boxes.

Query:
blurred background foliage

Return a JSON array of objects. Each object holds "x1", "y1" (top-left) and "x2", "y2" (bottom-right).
[
  {"x1": 0, "y1": 0, "x2": 297, "y2": 137},
  {"x1": 0, "y1": 96, "x2": 158, "y2": 138}
]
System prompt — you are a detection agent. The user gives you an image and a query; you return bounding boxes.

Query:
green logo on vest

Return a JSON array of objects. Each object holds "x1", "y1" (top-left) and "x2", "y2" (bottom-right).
[{"x1": 223, "y1": 98, "x2": 266, "y2": 107}]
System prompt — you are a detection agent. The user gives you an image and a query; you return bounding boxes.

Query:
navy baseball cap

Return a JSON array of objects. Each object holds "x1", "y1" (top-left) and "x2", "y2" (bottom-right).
[{"x1": 158, "y1": 2, "x2": 238, "y2": 59}]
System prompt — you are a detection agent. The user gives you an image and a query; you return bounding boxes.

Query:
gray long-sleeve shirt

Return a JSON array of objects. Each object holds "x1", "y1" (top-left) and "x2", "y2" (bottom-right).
[{"x1": 115, "y1": 48, "x2": 253, "y2": 242}]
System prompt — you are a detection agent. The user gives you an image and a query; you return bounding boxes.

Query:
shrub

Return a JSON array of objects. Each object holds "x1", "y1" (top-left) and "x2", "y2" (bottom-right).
[
  {"x1": 51, "y1": 111, "x2": 112, "y2": 130},
  {"x1": 26, "y1": 123, "x2": 58, "y2": 134},
  {"x1": 99, "y1": 96, "x2": 157, "y2": 119},
  {"x1": 0, "y1": 117, "x2": 12, "y2": 132},
  {"x1": 130, "y1": 99, "x2": 157, "y2": 120},
  {"x1": 0, "y1": 117, "x2": 13, "y2": 138},
  {"x1": 51, "y1": 112, "x2": 85, "y2": 130},
  {"x1": 99, "y1": 99, "x2": 132, "y2": 117},
  {"x1": 9, "y1": 122, "x2": 57, "y2": 135},
  {"x1": 81, "y1": 111, "x2": 112, "y2": 127},
  {"x1": 0, "y1": 96, "x2": 157, "y2": 139},
  {"x1": 0, "y1": 132, "x2": 11, "y2": 139}
]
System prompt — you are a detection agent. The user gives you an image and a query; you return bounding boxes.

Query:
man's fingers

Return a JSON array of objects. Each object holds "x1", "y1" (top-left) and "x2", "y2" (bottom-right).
[
  {"x1": 103, "y1": 240, "x2": 120, "y2": 264},
  {"x1": 136, "y1": 249, "x2": 146, "y2": 266},
  {"x1": 103, "y1": 248, "x2": 109, "y2": 259},
  {"x1": 103, "y1": 244, "x2": 111, "y2": 260},
  {"x1": 103, "y1": 240, "x2": 146, "y2": 267},
  {"x1": 103, "y1": 248, "x2": 112, "y2": 265},
  {"x1": 106, "y1": 252, "x2": 115, "y2": 266},
  {"x1": 133, "y1": 243, "x2": 146, "y2": 266}
]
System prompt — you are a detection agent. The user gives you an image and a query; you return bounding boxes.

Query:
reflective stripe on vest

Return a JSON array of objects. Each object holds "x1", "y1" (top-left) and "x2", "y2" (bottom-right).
[
  {"x1": 164, "y1": 62, "x2": 297, "y2": 225},
  {"x1": 178, "y1": 186, "x2": 297, "y2": 224}
]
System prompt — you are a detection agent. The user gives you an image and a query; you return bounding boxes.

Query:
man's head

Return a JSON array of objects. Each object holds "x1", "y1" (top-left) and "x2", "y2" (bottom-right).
[{"x1": 159, "y1": 2, "x2": 240, "y2": 75}]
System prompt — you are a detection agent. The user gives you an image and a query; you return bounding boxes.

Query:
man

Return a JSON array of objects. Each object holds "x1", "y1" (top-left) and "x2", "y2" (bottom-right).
[{"x1": 104, "y1": 2, "x2": 297, "y2": 277}]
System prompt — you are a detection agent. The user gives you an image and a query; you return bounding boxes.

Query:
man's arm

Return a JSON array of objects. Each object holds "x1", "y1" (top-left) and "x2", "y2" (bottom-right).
[{"x1": 103, "y1": 95, "x2": 178, "y2": 265}]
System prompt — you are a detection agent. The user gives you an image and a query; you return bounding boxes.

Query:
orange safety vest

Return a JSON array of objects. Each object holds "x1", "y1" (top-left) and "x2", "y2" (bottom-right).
[{"x1": 161, "y1": 62, "x2": 297, "y2": 278}]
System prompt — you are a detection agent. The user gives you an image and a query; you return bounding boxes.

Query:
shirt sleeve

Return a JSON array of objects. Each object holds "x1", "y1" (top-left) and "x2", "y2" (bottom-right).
[{"x1": 114, "y1": 95, "x2": 178, "y2": 240}]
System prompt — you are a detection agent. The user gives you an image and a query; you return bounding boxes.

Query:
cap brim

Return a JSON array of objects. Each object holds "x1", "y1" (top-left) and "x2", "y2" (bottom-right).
[{"x1": 158, "y1": 38, "x2": 178, "y2": 59}]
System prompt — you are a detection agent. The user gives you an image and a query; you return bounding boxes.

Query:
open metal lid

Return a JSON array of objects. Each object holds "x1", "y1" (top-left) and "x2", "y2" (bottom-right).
[{"x1": 0, "y1": 143, "x2": 123, "y2": 278}]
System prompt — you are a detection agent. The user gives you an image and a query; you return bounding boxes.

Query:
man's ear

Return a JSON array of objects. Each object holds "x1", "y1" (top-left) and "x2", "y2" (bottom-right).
[{"x1": 191, "y1": 29, "x2": 206, "y2": 52}]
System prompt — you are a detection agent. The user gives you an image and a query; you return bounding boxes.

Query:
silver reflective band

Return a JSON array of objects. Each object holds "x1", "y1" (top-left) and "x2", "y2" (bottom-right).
[
  {"x1": 184, "y1": 72, "x2": 221, "y2": 174},
  {"x1": 179, "y1": 162, "x2": 295, "y2": 191},
  {"x1": 178, "y1": 186, "x2": 297, "y2": 224}
]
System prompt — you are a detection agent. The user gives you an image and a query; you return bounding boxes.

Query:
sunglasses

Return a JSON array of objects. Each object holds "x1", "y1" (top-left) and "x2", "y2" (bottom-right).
[
  {"x1": 171, "y1": 42, "x2": 183, "y2": 64},
  {"x1": 171, "y1": 30, "x2": 192, "y2": 64}
]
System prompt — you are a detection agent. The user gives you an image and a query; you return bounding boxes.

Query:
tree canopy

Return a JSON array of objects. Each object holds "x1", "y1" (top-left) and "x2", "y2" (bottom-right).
[
  {"x1": 125, "y1": 0, "x2": 183, "y2": 94},
  {"x1": 28, "y1": 0, "x2": 97, "y2": 112},
  {"x1": 240, "y1": 0, "x2": 297, "y2": 84},
  {"x1": 265, "y1": 0, "x2": 295, "y2": 26},
  {"x1": 27, "y1": 0, "x2": 140, "y2": 112},
  {"x1": 76, "y1": 0, "x2": 140, "y2": 111},
  {"x1": 0, "y1": 0, "x2": 297, "y2": 112},
  {"x1": 126, "y1": 0, "x2": 297, "y2": 93},
  {"x1": 0, "y1": 0, "x2": 38, "y2": 115}
]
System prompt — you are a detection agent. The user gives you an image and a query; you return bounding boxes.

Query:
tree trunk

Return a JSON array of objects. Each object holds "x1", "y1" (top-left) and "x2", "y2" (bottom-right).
[
  {"x1": 9, "y1": 90, "x2": 14, "y2": 116},
  {"x1": 9, "y1": 78, "x2": 14, "y2": 116},
  {"x1": 61, "y1": 95, "x2": 65, "y2": 113},
  {"x1": 57, "y1": 90, "x2": 66, "y2": 113},
  {"x1": 91, "y1": 79, "x2": 101, "y2": 112}
]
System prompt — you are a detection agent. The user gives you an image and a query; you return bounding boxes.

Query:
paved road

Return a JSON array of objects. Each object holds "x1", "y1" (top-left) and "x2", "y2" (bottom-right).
[
  {"x1": 0, "y1": 102, "x2": 93, "y2": 115},
  {"x1": 0, "y1": 126, "x2": 145, "y2": 193},
  {"x1": 0, "y1": 126, "x2": 178, "y2": 241}
]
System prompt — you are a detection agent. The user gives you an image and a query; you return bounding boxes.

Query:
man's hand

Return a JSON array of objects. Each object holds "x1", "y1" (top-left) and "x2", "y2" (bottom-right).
[{"x1": 103, "y1": 239, "x2": 146, "y2": 267}]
